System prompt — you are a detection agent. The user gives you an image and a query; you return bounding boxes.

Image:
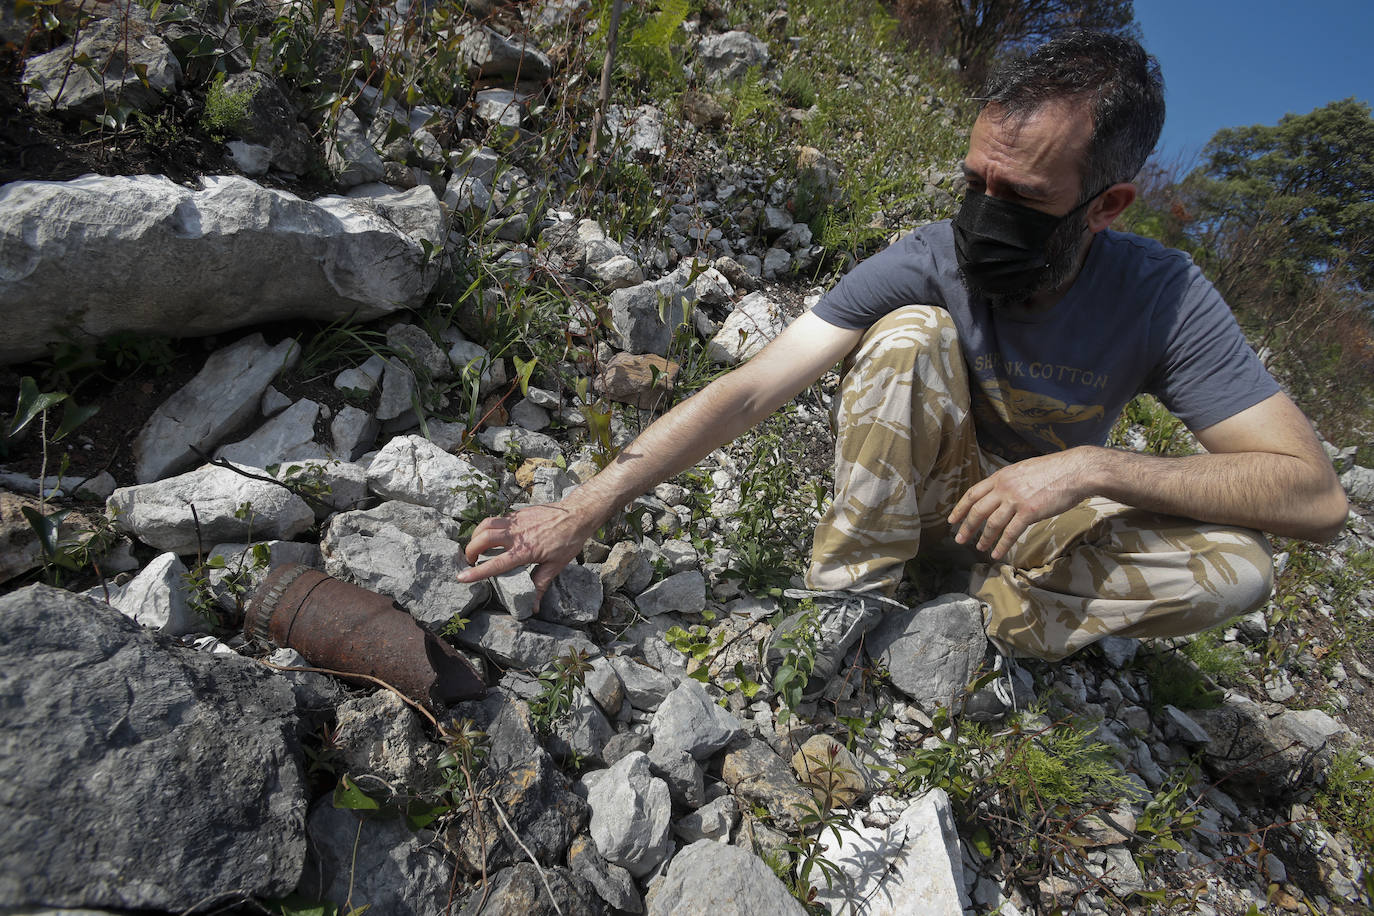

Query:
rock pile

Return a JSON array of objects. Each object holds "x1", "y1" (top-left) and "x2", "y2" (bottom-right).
[{"x1": 3, "y1": 0, "x2": 1374, "y2": 913}]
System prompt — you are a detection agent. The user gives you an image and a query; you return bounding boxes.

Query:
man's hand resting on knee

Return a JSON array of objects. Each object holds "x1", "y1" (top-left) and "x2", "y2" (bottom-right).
[{"x1": 949, "y1": 447, "x2": 1097, "y2": 560}]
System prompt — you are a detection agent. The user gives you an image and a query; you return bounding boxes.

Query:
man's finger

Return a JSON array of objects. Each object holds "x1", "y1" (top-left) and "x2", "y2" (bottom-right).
[
  {"x1": 463, "y1": 518, "x2": 515, "y2": 564},
  {"x1": 457, "y1": 549, "x2": 525, "y2": 583},
  {"x1": 976, "y1": 503, "x2": 1017, "y2": 551},
  {"x1": 989, "y1": 515, "x2": 1029, "y2": 561}
]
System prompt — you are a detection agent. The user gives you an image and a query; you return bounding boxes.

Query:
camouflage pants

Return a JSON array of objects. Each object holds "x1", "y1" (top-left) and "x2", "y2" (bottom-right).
[{"x1": 806, "y1": 306, "x2": 1274, "y2": 661}]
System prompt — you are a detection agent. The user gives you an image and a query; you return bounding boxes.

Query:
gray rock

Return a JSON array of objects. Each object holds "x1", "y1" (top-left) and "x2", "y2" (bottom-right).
[
  {"x1": 0, "y1": 585, "x2": 306, "y2": 910},
  {"x1": 447, "y1": 694, "x2": 590, "y2": 878},
  {"x1": 267, "y1": 647, "x2": 345, "y2": 714},
  {"x1": 366, "y1": 435, "x2": 496, "y2": 517},
  {"x1": 272, "y1": 458, "x2": 370, "y2": 518},
  {"x1": 219, "y1": 70, "x2": 314, "y2": 174},
  {"x1": 609, "y1": 655, "x2": 677, "y2": 711},
  {"x1": 606, "y1": 104, "x2": 666, "y2": 160},
  {"x1": 600, "y1": 540, "x2": 655, "y2": 594},
  {"x1": 811, "y1": 792, "x2": 967, "y2": 916},
  {"x1": 459, "y1": 24, "x2": 554, "y2": 81},
  {"x1": 477, "y1": 426, "x2": 563, "y2": 460},
  {"x1": 650, "y1": 678, "x2": 745, "y2": 759},
  {"x1": 761, "y1": 246, "x2": 791, "y2": 278},
  {"x1": 215, "y1": 398, "x2": 324, "y2": 468},
  {"x1": 647, "y1": 745, "x2": 706, "y2": 808},
  {"x1": 205, "y1": 539, "x2": 323, "y2": 616},
  {"x1": 320, "y1": 501, "x2": 489, "y2": 628},
  {"x1": 608, "y1": 278, "x2": 695, "y2": 356},
  {"x1": 334, "y1": 690, "x2": 442, "y2": 793},
  {"x1": 108, "y1": 551, "x2": 202, "y2": 636},
  {"x1": 865, "y1": 593, "x2": 987, "y2": 711},
  {"x1": 495, "y1": 567, "x2": 540, "y2": 620},
  {"x1": 673, "y1": 795, "x2": 737, "y2": 843},
  {"x1": 1341, "y1": 465, "x2": 1374, "y2": 502},
  {"x1": 0, "y1": 491, "x2": 43, "y2": 583},
  {"x1": 336, "y1": 353, "x2": 388, "y2": 396},
  {"x1": 541, "y1": 562, "x2": 603, "y2": 624},
  {"x1": 228, "y1": 140, "x2": 272, "y2": 176},
  {"x1": 300, "y1": 803, "x2": 450, "y2": 916},
  {"x1": 454, "y1": 612, "x2": 598, "y2": 669},
  {"x1": 587, "y1": 752, "x2": 673, "y2": 878},
  {"x1": 474, "y1": 87, "x2": 527, "y2": 128},
  {"x1": 510, "y1": 397, "x2": 551, "y2": 431},
  {"x1": 1192, "y1": 698, "x2": 1349, "y2": 802},
  {"x1": 2, "y1": 173, "x2": 440, "y2": 367},
  {"x1": 695, "y1": 30, "x2": 770, "y2": 86},
  {"x1": 377, "y1": 358, "x2": 417, "y2": 421},
  {"x1": 635, "y1": 570, "x2": 707, "y2": 617},
  {"x1": 326, "y1": 108, "x2": 386, "y2": 186},
  {"x1": 23, "y1": 4, "x2": 179, "y2": 118},
  {"x1": 1162, "y1": 704, "x2": 1212, "y2": 745},
  {"x1": 648, "y1": 839, "x2": 804, "y2": 916},
  {"x1": 457, "y1": 863, "x2": 604, "y2": 915},
  {"x1": 549, "y1": 690, "x2": 617, "y2": 766},
  {"x1": 568, "y1": 834, "x2": 644, "y2": 914},
  {"x1": 386, "y1": 325, "x2": 449, "y2": 379},
  {"x1": 108, "y1": 464, "x2": 315, "y2": 555},
  {"x1": 133, "y1": 334, "x2": 300, "y2": 482},
  {"x1": 341, "y1": 185, "x2": 446, "y2": 249},
  {"x1": 1096, "y1": 636, "x2": 1141, "y2": 668},
  {"x1": 586, "y1": 658, "x2": 626, "y2": 718}
]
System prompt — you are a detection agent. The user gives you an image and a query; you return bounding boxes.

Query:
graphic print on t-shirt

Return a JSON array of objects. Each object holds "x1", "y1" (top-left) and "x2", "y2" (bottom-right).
[{"x1": 972, "y1": 374, "x2": 1107, "y2": 458}]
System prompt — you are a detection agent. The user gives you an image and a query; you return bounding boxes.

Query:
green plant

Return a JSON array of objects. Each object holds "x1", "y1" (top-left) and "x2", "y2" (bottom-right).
[
  {"x1": 529, "y1": 648, "x2": 594, "y2": 733},
  {"x1": 770, "y1": 598, "x2": 821, "y2": 720},
  {"x1": 895, "y1": 707, "x2": 1136, "y2": 893},
  {"x1": 1136, "y1": 634, "x2": 1240, "y2": 712},
  {"x1": 184, "y1": 507, "x2": 268, "y2": 625},
  {"x1": 200, "y1": 71, "x2": 257, "y2": 140},
  {"x1": 1316, "y1": 749, "x2": 1374, "y2": 863},
  {"x1": 615, "y1": 0, "x2": 689, "y2": 88},
  {"x1": 781, "y1": 742, "x2": 854, "y2": 906},
  {"x1": 1108, "y1": 394, "x2": 1194, "y2": 456}
]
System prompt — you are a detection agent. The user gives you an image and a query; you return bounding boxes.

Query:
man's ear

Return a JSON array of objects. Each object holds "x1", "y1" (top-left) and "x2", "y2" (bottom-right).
[{"x1": 1086, "y1": 183, "x2": 1137, "y2": 232}]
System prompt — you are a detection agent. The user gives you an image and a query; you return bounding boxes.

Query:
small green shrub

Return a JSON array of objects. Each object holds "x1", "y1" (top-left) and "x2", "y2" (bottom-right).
[
  {"x1": 1316, "y1": 749, "x2": 1374, "y2": 861},
  {"x1": 200, "y1": 72, "x2": 257, "y2": 140}
]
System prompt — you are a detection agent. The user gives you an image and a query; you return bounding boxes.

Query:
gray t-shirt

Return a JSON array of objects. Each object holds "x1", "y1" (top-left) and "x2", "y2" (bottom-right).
[{"x1": 812, "y1": 221, "x2": 1278, "y2": 461}]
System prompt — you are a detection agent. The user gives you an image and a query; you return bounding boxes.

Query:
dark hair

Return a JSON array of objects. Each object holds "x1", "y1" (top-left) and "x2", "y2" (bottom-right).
[{"x1": 978, "y1": 30, "x2": 1165, "y2": 201}]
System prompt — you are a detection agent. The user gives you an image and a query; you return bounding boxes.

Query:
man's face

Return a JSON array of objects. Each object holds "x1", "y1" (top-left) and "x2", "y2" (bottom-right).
[{"x1": 958, "y1": 99, "x2": 1096, "y2": 307}]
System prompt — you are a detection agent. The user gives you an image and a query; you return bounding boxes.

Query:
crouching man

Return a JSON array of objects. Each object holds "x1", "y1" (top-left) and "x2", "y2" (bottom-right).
[{"x1": 457, "y1": 30, "x2": 1348, "y2": 705}]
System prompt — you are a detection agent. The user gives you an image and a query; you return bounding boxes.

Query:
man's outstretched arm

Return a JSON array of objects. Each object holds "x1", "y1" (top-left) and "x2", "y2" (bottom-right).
[
  {"x1": 458, "y1": 311, "x2": 865, "y2": 602},
  {"x1": 949, "y1": 392, "x2": 1350, "y2": 559}
]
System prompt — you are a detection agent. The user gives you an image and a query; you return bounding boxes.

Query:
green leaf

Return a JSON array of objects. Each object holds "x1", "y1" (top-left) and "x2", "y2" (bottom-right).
[
  {"x1": 332, "y1": 775, "x2": 382, "y2": 811},
  {"x1": 971, "y1": 827, "x2": 994, "y2": 858},
  {"x1": 512, "y1": 355, "x2": 538, "y2": 397},
  {"x1": 8, "y1": 377, "x2": 67, "y2": 438},
  {"x1": 53, "y1": 400, "x2": 98, "y2": 441}
]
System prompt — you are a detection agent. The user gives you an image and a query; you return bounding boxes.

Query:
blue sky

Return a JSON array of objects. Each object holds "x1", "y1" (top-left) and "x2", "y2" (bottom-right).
[{"x1": 1133, "y1": 0, "x2": 1373, "y2": 168}]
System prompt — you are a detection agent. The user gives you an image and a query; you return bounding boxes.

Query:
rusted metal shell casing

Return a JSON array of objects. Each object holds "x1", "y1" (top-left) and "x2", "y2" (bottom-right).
[{"x1": 245, "y1": 563, "x2": 485, "y2": 707}]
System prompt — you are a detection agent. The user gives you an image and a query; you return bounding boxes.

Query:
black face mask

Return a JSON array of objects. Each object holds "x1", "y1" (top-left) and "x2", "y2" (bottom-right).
[{"x1": 952, "y1": 190, "x2": 1101, "y2": 300}]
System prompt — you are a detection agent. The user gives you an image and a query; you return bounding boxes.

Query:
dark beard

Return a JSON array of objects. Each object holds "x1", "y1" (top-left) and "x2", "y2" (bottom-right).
[{"x1": 960, "y1": 213, "x2": 1086, "y2": 309}]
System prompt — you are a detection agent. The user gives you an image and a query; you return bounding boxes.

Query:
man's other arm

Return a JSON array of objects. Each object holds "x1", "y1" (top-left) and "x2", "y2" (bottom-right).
[
  {"x1": 950, "y1": 391, "x2": 1349, "y2": 559},
  {"x1": 459, "y1": 311, "x2": 866, "y2": 600}
]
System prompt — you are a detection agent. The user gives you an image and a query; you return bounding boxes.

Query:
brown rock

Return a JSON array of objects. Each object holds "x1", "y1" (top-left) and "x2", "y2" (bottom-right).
[
  {"x1": 593, "y1": 354, "x2": 679, "y2": 409},
  {"x1": 680, "y1": 91, "x2": 728, "y2": 130},
  {"x1": 0, "y1": 491, "x2": 44, "y2": 584},
  {"x1": 790, "y1": 734, "x2": 868, "y2": 809},
  {"x1": 515, "y1": 457, "x2": 558, "y2": 489}
]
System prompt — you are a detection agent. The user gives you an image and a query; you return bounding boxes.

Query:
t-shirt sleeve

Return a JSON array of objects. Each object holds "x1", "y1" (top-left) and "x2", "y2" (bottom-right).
[
  {"x1": 1145, "y1": 266, "x2": 1280, "y2": 432},
  {"x1": 811, "y1": 226, "x2": 951, "y2": 329}
]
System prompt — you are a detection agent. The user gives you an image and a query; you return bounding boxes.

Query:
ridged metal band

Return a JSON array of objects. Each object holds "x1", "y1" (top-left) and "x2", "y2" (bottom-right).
[{"x1": 245, "y1": 563, "x2": 312, "y2": 645}]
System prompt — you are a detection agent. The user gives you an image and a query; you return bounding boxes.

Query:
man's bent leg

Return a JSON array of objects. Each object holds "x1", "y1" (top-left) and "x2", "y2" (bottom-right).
[
  {"x1": 807, "y1": 306, "x2": 982, "y2": 594},
  {"x1": 970, "y1": 497, "x2": 1274, "y2": 661}
]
